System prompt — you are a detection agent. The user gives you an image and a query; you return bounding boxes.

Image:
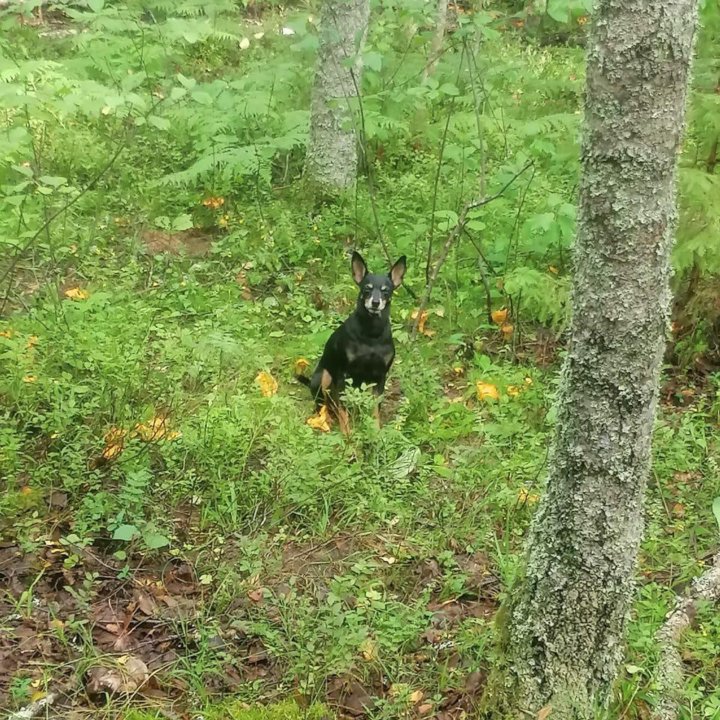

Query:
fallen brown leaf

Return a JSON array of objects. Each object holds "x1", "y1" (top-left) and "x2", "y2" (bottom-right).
[
  {"x1": 538, "y1": 704, "x2": 552, "y2": 720},
  {"x1": 86, "y1": 656, "x2": 149, "y2": 696},
  {"x1": 135, "y1": 590, "x2": 157, "y2": 617}
]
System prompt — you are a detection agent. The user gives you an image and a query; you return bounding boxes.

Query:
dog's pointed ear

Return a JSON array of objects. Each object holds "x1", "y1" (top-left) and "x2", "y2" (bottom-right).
[
  {"x1": 389, "y1": 256, "x2": 407, "y2": 288},
  {"x1": 351, "y1": 251, "x2": 368, "y2": 285}
]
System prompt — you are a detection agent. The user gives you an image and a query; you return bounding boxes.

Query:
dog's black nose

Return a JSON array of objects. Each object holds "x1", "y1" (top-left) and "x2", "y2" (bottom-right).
[{"x1": 371, "y1": 299, "x2": 380, "y2": 308}]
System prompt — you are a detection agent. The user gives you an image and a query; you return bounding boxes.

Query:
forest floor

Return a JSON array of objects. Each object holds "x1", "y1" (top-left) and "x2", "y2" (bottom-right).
[
  {"x1": 1, "y1": 5, "x2": 720, "y2": 720},
  {"x1": 2, "y1": 223, "x2": 719, "y2": 720}
]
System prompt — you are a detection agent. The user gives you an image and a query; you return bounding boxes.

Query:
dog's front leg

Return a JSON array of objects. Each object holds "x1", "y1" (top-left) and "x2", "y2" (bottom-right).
[
  {"x1": 320, "y1": 369, "x2": 333, "y2": 395},
  {"x1": 321, "y1": 371, "x2": 350, "y2": 436},
  {"x1": 330, "y1": 392, "x2": 351, "y2": 436},
  {"x1": 371, "y1": 380, "x2": 386, "y2": 429},
  {"x1": 333, "y1": 374, "x2": 351, "y2": 435}
]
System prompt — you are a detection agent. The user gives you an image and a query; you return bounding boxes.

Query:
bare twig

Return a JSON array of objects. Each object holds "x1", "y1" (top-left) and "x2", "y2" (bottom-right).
[
  {"x1": 651, "y1": 550, "x2": 720, "y2": 720},
  {"x1": 505, "y1": 162, "x2": 536, "y2": 273},
  {"x1": 411, "y1": 161, "x2": 533, "y2": 338},
  {"x1": 348, "y1": 63, "x2": 391, "y2": 263},
  {"x1": 463, "y1": 36, "x2": 488, "y2": 198},
  {"x1": 463, "y1": 227, "x2": 493, "y2": 325},
  {"x1": 425, "y1": 97, "x2": 455, "y2": 285},
  {"x1": 1, "y1": 85, "x2": 170, "y2": 312},
  {"x1": 425, "y1": 44, "x2": 465, "y2": 285}
]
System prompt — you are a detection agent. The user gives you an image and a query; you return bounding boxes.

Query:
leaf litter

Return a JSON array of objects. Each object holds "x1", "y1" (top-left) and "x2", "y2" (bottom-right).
[{"x1": 0, "y1": 490, "x2": 500, "y2": 718}]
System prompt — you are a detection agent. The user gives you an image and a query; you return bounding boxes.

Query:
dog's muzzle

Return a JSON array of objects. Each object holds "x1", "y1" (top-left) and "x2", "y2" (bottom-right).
[{"x1": 365, "y1": 295, "x2": 386, "y2": 315}]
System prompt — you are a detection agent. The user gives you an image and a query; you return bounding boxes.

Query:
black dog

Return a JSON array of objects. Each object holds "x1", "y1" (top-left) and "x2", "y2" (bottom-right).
[{"x1": 298, "y1": 251, "x2": 407, "y2": 431}]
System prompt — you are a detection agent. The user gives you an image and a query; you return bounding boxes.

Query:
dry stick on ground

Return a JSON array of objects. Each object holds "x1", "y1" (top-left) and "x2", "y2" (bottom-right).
[
  {"x1": 8, "y1": 692, "x2": 58, "y2": 720},
  {"x1": 411, "y1": 161, "x2": 533, "y2": 338},
  {"x1": 651, "y1": 551, "x2": 720, "y2": 720}
]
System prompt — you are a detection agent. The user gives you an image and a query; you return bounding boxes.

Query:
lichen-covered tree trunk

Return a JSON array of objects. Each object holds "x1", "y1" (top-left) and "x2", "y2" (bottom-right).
[
  {"x1": 422, "y1": 0, "x2": 449, "y2": 81},
  {"x1": 496, "y1": 2, "x2": 699, "y2": 718},
  {"x1": 304, "y1": 0, "x2": 370, "y2": 193}
]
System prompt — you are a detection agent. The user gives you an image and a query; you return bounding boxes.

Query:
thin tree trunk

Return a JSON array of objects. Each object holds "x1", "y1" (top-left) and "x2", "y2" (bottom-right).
[
  {"x1": 489, "y1": 2, "x2": 699, "y2": 718},
  {"x1": 304, "y1": 0, "x2": 370, "y2": 194},
  {"x1": 423, "y1": 0, "x2": 449, "y2": 82},
  {"x1": 706, "y1": 135, "x2": 718, "y2": 174}
]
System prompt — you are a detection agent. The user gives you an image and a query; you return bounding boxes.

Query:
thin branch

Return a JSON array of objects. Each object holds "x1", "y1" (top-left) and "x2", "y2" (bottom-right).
[
  {"x1": 463, "y1": 36, "x2": 487, "y2": 198},
  {"x1": 425, "y1": 44, "x2": 466, "y2": 285},
  {"x1": 505, "y1": 163, "x2": 536, "y2": 273},
  {"x1": 463, "y1": 227, "x2": 493, "y2": 325},
  {"x1": 1, "y1": 86, "x2": 170, "y2": 312},
  {"x1": 385, "y1": 26, "x2": 420, "y2": 88},
  {"x1": 465, "y1": 33, "x2": 506, "y2": 145},
  {"x1": 348, "y1": 62, "x2": 391, "y2": 263},
  {"x1": 411, "y1": 161, "x2": 533, "y2": 338},
  {"x1": 425, "y1": 97, "x2": 455, "y2": 286}
]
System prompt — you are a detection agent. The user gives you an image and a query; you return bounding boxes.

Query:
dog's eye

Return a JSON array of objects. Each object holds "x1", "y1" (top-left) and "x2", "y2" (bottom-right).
[
  {"x1": 364, "y1": 284, "x2": 372, "y2": 291},
  {"x1": 381, "y1": 286, "x2": 388, "y2": 292}
]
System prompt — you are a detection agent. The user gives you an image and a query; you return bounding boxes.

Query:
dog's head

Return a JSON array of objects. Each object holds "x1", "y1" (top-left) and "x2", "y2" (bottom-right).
[{"x1": 351, "y1": 251, "x2": 406, "y2": 317}]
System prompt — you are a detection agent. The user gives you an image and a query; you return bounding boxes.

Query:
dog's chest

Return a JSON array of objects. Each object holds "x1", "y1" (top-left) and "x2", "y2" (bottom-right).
[{"x1": 345, "y1": 340, "x2": 393, "y2": 379}]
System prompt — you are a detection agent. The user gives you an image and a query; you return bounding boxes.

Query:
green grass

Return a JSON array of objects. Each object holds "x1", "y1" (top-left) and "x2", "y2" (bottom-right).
[
  {"x1": 2, "y1": 218, "x2": 719, "y2": 718},
  {"x1": 1, "y1": 3, "x2": 720, "y2": 719},
  {"x1": 125, "y1": 699, "x2": 331, "y2": 719}
]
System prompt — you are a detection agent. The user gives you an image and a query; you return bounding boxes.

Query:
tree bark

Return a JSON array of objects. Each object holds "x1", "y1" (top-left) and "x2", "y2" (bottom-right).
[
  {"x1": 422, "y1": 0, "x2": 449, "y2": 82},
  {"x1": 304, "y1": 0, "x2": 370, "y2": 194},
  {"x1": 651, "y1": 551, "x2": 720, "y2": 720},
  {"x1": 706, "y1": 135, "x2": 718, "y2": 174},
  {"x1": 491, "y1": 2, "x2": 699, "y2": 718}
]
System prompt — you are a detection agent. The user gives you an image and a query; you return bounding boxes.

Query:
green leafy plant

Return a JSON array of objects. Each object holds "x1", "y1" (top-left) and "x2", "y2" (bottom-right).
[{"x1": 1, "y1": 2, "x2": 719, "y2": 718}]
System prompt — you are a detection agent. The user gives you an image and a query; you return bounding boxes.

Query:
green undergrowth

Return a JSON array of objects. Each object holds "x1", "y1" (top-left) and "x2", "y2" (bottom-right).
[
  {"x1": 2, "y1": 220, "x2": 719, "y2": 718},
  {"x1": 125, "y1": 699, "x2": 332, "y2": 720},
  {"x1": 1, "y1": 2, "x2": 720, "y2": 719}
]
